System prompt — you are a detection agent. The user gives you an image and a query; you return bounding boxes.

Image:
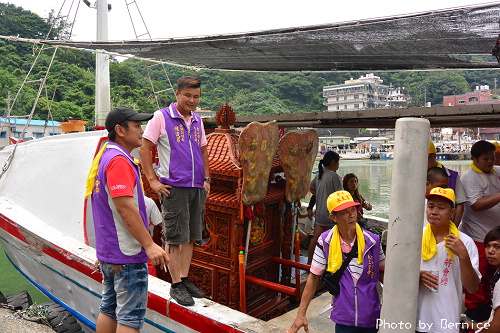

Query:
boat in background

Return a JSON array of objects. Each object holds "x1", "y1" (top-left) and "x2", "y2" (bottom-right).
[
  {"x1": 339, "y1": 152, "x2": 371, "y2": 160},
  {"x1": 380, "y1": 152, "x2": 393, "y2": 160}
]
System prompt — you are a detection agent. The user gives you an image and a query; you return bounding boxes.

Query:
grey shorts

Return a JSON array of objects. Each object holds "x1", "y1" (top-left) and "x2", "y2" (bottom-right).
[{"x1": 161, "y1": 187, "x2": 206, "y2": 245}]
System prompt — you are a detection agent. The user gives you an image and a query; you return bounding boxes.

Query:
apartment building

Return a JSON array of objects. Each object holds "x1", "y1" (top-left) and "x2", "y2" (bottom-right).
[{"x1": 323, "y1": 73, "x2": 411, "y2": 111}]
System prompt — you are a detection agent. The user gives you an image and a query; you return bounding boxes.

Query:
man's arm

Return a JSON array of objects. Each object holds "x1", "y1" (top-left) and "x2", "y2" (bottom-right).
[
  {"x1": 201, "y1": 145, "x2": 210, "y2": 193},
  {"x1": 470, "y1": 193, "x2": 500, "y2": 211},
  {"x1": 138, "y1": 139, "x2": 171, "y2": 197},
  {"x1": 445, "y1": 234, "x2": 479, "y2": 294},
  {"x1": 113, "y1": 196, "x2": 169, "y2": 267},
  {"x1": 453, "y1": 203, "x2": 464, "y2": 227},
  {"x1": 286, "y1": 273, "x2": 321, "y2": 333}
]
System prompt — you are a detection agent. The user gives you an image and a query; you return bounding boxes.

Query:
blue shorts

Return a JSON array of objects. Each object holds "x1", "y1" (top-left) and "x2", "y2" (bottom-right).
[{"x1": 99, "y1": 261, "x2": 148, "y2": 329}]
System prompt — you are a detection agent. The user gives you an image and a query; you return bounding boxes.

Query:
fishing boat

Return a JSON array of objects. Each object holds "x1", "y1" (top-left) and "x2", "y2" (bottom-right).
[
  {"x1": 338, "y1": 152, "x2": 371, "y2": 160},
  {"x1": 1, "y1": 1, "x2": 499, "y2": 332}
]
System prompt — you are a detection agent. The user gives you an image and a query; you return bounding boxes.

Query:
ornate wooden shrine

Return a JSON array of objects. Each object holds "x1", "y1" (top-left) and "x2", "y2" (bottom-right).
[{"x1": 193, "y1": 103, "x2": 290, "y2": 319}]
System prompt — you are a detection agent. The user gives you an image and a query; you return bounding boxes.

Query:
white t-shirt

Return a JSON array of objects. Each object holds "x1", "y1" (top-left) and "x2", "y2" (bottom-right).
[
  {"x1": 144, "y1": 196, "x2": 162, "y2": 236},
  {"x1": 477, "y1": 275, "x2": 500, "y2": 332},
  {"x1": 459, "y1": 167, "x2": 500, "y2": 242},
  {"x1": 417, "y1": 231, "x2": 481, "y2": 333}
]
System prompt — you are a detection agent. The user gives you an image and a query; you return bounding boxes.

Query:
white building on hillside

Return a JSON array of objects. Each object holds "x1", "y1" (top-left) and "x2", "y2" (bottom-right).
[
  {"x1": 0, "y1": 118, "x2": 61, "y2": 147},
  {"x1": 323, "y1": 74, "x2": 412, "y2": 111}
]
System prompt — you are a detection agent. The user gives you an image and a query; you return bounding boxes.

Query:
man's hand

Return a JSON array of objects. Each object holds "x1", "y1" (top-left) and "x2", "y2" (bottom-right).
[
  {"x1": 149, "y1": 178, "x2": 171, "y2": 197},
  {"x1": 307, "y1": 208, "x2": 314, "y2": 220},
  {"x1": 420, "y1": 270, "x2": 439, "y2": 291},
  {"x1": 204, "y1": 181, "x2": 210, "y2": 194},
  {"x1": 444, "y1": 234, "x2": 468, "y2": 259},
  {"x1": 144, "y1": 242, "x2": 170, "y2": 267},
  {"x1": 286, "y1": 315, "x2": 309, "y2": 333}
]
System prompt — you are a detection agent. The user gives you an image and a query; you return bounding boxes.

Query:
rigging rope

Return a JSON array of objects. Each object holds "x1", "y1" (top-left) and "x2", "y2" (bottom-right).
[{"x1": 0, "y1": 0, "x2": 81, "y2": 180}]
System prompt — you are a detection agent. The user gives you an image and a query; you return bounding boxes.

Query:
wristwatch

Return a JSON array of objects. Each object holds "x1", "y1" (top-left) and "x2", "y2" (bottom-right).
[{"x1": 204, "y1": 177, "x2": 211, "y2": 183}]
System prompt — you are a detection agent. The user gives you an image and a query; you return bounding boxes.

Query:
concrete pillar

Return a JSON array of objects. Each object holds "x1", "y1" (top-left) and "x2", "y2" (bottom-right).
[{"x1": 379, "y1": 118, "x2": 430, "y2": 332}]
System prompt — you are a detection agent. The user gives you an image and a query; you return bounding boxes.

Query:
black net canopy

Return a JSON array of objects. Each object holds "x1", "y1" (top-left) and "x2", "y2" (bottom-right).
[{"x1": 44, "y1": 3, "x2": 500, "y2": 71}]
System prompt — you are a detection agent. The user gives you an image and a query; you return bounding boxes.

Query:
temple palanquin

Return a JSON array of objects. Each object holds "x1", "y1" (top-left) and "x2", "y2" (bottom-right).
[{"x1": 194, "y1": 104, "x2": 290, "y2": 319}]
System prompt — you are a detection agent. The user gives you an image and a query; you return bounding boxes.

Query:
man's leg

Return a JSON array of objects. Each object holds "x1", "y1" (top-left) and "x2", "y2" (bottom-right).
[
  {"x1": 179, "y1": 241, "x2": 194, "y2": 278},
  {"x1": 167, "y1": 244, "x2": 182, "y2": 283},
  {"x1": 96, "y1": 313, "x2": 117, "y2": 333},
  {"x1": 167, "y1": 243, "x2": 195, "y2": 306},
  {"x1": 115, "y1": 263, "x2": 148, "y2": 329},
  {"x1": 117, "y1": 323, "x2": 139, "y2": 333},
  {"x1": 98, "y1": 261, "x2": 118, "y2": 333}
]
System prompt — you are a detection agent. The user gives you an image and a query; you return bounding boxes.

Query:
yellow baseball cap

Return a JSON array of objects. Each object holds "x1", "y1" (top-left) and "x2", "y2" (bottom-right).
[
  {"x1": 425, "y1": 187, "x2": 455, "y2": 205},
  {"x1": 429, "y1": 141, "x2": 436, "y2": 154},
  {"x1": 493, "y1": 141, "x2": 500, "y2": 153},
  {"x1": 327, "y1": 190, "x2": 360, "y2": 213}
]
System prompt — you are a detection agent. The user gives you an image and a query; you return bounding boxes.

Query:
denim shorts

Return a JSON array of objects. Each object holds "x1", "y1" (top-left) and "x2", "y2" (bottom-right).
[
  {"x1": 99, "y1": 261, "x2": 148, "y2": 329},
  {"x1": 161, "y1": 187, "x2": 206, "y2": 245}
]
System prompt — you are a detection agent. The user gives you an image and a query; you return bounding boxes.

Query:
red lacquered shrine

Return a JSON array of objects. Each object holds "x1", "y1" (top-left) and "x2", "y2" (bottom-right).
[{"x1": 194, "y1": 104, "x2": 292, "y2": 319}]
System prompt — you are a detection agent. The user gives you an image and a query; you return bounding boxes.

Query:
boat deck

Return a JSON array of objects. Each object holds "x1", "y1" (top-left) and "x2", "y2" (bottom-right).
[{"x1": 268, "y1": 279, "x2": 334, "y2": 332}]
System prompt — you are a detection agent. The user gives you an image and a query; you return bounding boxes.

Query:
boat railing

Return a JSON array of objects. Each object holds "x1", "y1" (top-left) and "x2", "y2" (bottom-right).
[{"x1": 238, "y1": 231, "x2": 308, "y2": 312}]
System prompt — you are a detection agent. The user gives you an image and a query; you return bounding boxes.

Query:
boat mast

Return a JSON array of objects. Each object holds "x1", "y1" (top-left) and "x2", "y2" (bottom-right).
[{"x1": 95, "y1": 0, "x2": 111, "y2": 129}]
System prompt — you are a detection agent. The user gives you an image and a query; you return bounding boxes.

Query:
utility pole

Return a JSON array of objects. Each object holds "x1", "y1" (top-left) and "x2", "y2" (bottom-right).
[
  {"x1": 95, "y1": 0, "x2": 111, "y2": 129},
  {"x1": 4, "y1": 91, "x2": 12, "y2": 138}
]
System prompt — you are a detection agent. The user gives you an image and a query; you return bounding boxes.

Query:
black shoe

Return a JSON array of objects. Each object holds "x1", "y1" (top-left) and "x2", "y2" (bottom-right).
[
  {"x1": 170, "y1": 283, "x2": 195, "y2": 306},
  {"x1": 183, "y1": 279, "x2": 205, "y2": 298}
]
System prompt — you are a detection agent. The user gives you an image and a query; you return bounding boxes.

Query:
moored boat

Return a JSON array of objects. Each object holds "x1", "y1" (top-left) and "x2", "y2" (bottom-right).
[{"x1": 0, "y1": 131, "x2": 292, "y2": 332}]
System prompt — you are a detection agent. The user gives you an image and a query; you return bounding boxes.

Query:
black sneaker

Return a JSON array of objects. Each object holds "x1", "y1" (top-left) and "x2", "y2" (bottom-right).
[
  {"x1": 170, "y1": 284, "x2": 195, "y2": 306},
  {"x1": 183, "y1": 279, "x2": 205, "y2": 298}
]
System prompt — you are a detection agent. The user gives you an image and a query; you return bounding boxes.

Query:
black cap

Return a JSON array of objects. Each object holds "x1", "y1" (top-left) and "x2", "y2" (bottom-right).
[{"x1": 105, "y1": 106, "x2": 154, "y2": 132}]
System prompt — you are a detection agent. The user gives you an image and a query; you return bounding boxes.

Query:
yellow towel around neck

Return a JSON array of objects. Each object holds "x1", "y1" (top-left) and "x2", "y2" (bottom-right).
[
  {"x1": 327, "y1": 223, "x2": 365, "y2": 273},
  {"x1": 471, "y1": 161, "x2": 494, "y2": 174},
  {"x1": 422, "y1": 220, "x2": 460, "y2": 261},
  {"x1": 84, "y1": 143, "x2": 144, "y2": 199},
  {"x1": 85, "y1": 142, "x2": 108, "y2": 199}
]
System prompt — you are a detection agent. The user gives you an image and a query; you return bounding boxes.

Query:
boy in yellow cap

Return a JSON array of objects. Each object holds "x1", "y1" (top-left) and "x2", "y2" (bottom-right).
[
  {"x1": 428, "y1": 141, "x2": 466, "y2": 226},
  {"x1": 417, "y1": 187, "x2": 480, "y2": 333},
  {"x1": 287, "y1": 190, "x2": 385, "y2": 333}
]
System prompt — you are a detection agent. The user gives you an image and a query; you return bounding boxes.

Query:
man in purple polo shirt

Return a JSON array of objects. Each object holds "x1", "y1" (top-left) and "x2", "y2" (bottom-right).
[
  {"x1": 287, "y1": 191, "x2": 385, "y2": 333},
  {"x1": 91, "y1": 106, "x2": 169, "y2": 332},
  {"x1": 139, "y1": 76, "x2": 211, "y2": 306}
]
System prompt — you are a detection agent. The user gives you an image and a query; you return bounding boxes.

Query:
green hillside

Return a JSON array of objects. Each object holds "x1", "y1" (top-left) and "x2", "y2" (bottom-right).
[{"x1": 1, "y1": 2, "x2": 499, "y2": 129}]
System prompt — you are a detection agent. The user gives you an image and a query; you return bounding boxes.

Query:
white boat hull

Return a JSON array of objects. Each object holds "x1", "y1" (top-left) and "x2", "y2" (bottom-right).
[{"x1": 0, "y1": 132, "x2": 283, "y2": 332}]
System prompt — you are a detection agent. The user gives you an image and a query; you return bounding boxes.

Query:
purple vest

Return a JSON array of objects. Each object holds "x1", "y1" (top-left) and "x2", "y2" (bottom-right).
[
  {"x1": 322, "y1": 229, "x2": 381, "y2": 328},
  {"x1": 444, "y1": 165, "x2": 458, "y2": 191},
  {"x1": 91, "y1": 142, "x2": 149, "y2": 264},
  {"x1": 158, "y1": 103, "x2": 204, "y2": 188}
]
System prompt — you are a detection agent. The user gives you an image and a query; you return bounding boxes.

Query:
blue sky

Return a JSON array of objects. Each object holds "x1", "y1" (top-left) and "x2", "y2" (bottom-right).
[{"x1": 11, "y1": 0, "x2": 493, "y2": 41}]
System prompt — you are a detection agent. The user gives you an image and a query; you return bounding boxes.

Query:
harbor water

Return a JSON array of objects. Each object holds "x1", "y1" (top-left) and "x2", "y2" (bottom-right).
[
  {"x1": 0, "y1": 159, "x2": 472, "y2": 304},
  {"x1": 315, "y1": 159, "x2": 472, "y2": 219},
  {"x1": 0, "y1": 244, "x2": 49, "y2": 304}
]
